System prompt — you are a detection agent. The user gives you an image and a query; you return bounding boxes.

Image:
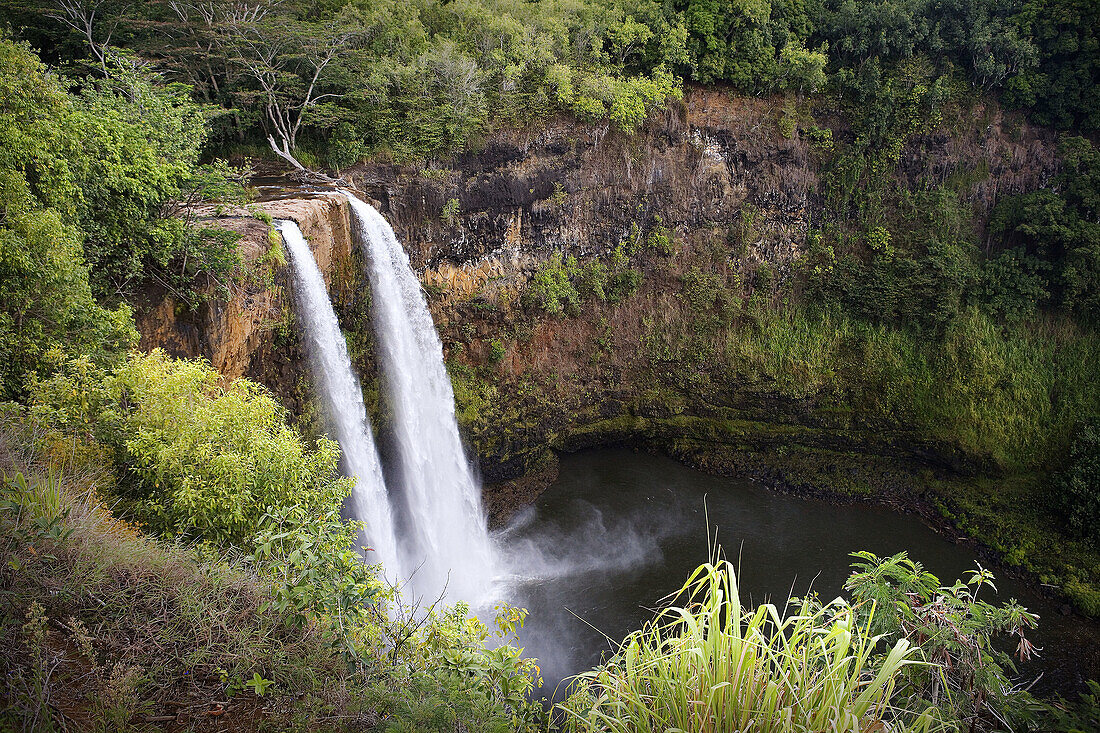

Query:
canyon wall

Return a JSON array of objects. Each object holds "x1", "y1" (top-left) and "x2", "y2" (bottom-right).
[{"x1": 136, "y1": 89, "x2": 1060, "y2": 521}]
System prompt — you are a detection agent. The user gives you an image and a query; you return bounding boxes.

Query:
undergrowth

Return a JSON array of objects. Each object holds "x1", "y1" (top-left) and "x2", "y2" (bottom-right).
[
  {"x1": 0, "y1": 406, "x2": 543, "y2": 732},
  {"x1": 723, "y1": 305, "x2": 1100, "y2": 471},
  {"x1": 558, "y1": 556, "x2": 949, "y2": 732}
]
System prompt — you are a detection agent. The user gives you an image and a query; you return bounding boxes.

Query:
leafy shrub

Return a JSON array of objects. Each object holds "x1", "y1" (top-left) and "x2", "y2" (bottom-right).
[
  {"x1": 989, "y1": 137, "x2": 1100, "y2": 324},
  {"x1": 606, "y1": 266, "x2": 642, "y2": 302},
  {"x1": 250, "y1": 502, "x2": 385, "y2": 667},
  {"x1": 976, "y1": 247, "x2": 1051, "y2": 323},
  {"x1": 681, "y1": 266, "x2": 723, "y2": 311},
  {"x1": 71, "y1": 56, "x2": 247, "y2": 302},
  {"x1": 1054, "y1": 420, "x2": 1100, "y2": 543},
  {"x1": 804, "y1": 124, "x2": 834, "y2": 152},
  {"x1": 605, "y1": 243, "x2": 641, "y2": 302},
  {"x1": 867, "y1": 225, "x2": 892, "y2": 255},
  {"x1": 846, "y1": 551, "x2": 1040, "y2": 729},
  {"x1": 574, "y1": 257, "x2": 609, "y2": 301},
  {"x1": 524, "y1": 252, "x2": 580, "y2": 315},
  {"x1": 645, "y1": 220, "x2": 674, "y2": 255},
  {"x1": 31, "y1": 350, "x2": 350, "y2": 547},
  {"x1": 441, "y1": 197, "x2": 460, "y2": 223},
  {"x1": 488, "y1": 338, "x2": 506, "y2": 364}
]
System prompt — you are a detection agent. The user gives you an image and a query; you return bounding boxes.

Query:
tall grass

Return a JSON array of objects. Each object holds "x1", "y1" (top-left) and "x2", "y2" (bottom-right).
[{"x1": 559, "y1": 557, "x2": 948, "y2": 733}]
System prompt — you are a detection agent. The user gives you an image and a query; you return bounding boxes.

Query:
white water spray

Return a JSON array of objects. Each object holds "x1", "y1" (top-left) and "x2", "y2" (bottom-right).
[
  {"x1": 343, "y1": 193, "x2": 495, "y2": 604},
  {"x1": 276, "y1": 219, "x2": 403, "y2": 583}
]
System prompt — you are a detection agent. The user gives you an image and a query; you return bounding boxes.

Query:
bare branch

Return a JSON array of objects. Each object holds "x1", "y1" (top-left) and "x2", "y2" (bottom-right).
[{"x1": 47, "y1": 0, "x2": 128, "y2": 76}]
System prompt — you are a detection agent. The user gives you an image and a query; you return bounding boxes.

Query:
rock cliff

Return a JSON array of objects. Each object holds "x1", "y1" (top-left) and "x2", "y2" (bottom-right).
[{"x1": 136, "y1": 89, "x2": 1059, "y2": 521}]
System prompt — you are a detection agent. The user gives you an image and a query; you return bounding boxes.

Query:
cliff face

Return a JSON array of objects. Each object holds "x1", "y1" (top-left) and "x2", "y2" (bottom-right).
[
  {"x1": 136, "y1": 194, "x2": 363, "y2": 418},
  {"x1": 354, "y1": 89, "x2": 1055, "y2": 277},
  {"x1": 347, "y1": 89, "x2": 1057, "y2": 516},
  {"x1": 135, "y1": 89, "x2": 1059, "y2": 519}
]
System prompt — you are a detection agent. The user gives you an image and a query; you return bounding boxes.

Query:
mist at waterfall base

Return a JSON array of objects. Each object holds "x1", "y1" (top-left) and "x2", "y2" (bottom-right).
[
  {"x1": 493, "y1": 448, "x2": 1100, "y2": 700},
  {"x1": 344, "y1": 193, "x2": 496, "y2": 605},
  {"x1": 275, "y1": 219, "x2": 403, "y2": 584}
]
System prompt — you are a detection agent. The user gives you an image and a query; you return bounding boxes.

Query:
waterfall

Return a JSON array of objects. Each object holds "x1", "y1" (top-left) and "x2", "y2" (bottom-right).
[
  {"x1": 275, "y1": 219, "x2": 403, "y2": 584},
  {"x1": 343, "y1": 192, "x2": 496, "y2": 605}
]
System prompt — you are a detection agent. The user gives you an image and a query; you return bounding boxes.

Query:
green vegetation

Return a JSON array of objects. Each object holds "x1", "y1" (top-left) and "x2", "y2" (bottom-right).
[
  {"x1": 723, "y1": 306, "x2": 1100, "y2": 470},
  {"x1": 0, "y1": 38, "x2": 245, "y2": 401},
  {"x1": 30, "y1": 351, "x2": 350, "y2": 546},
  {"x1": 0, "y1": 421, "x2": 544, "y2": 731},
  {"x1": 560, "y1": 556, "x2": 948, "y2": 732},
  {"x1": 554, "y1": 551, "x2": 1088, "y2": 732},
  {"x1": 7, "y1": 419, "x2": 1085, "y2": 732},
  {"x1": 0, "y1": 39, "x2": 136, "y2": 400},
  {"x1": 1053, "y1": 420, "x2": 1100, "y2": 544},
  {"x1": 989, "y1": 136, "x2": 1100, "y2": 323},
  {"x1": 524, "y1": 245, "x2": 644, "y2": 316},
  {"x1": 846, "y1": 551, "x2": 1041, "y2": 728},
  {"x1": 0, "y1": 0, "x2": 1098, "y2": 729}
]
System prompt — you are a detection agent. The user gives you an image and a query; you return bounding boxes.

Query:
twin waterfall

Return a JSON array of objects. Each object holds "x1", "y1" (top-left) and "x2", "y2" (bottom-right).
[
  {"x1": 275, "y1": 220, "x2": 404, "y2": 584},
  {"x1": 276, "y1": 194, "x2": 495, "y2": 605}
]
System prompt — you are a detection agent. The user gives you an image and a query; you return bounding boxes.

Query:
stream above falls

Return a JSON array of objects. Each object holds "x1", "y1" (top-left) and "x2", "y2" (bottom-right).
[{"x1": 492, "y1": 448, "x2": 1100, "y2": 699}]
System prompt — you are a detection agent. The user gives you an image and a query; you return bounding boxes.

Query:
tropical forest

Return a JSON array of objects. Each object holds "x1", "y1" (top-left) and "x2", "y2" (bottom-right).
[{"x1": 1, "y1": 0, "x2": 1099, "y2": 730}]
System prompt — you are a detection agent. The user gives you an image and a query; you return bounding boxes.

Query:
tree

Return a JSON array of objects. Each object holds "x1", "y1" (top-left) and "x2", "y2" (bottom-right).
[
  {"x1": 779, "y1": 38, "x2": 827, "y2": 94},
  {"x1": 991, "y1": 136, "x2": 1100, "y2": 322},
  {"x1": 72, "y1": 54, "x2": 245, "y2": 300},
  {"x1": 45, "y1": 0, "x2": 125, "y2": 74},
  {"x1": 226, "y1": 9, "x2": 359, "y2": 167},
  {"x1": 1004, "y1": 0, "x2": 1100, "y2": 130},
  {"x1": 0, "y1": 39, "x2": 136, "y2": 399}
]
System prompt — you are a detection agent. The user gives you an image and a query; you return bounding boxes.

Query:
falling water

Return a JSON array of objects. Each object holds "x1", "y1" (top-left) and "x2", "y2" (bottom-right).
[
  {"x1": 343, "y1": 193, "x2": 495, "y2": 604},
  {"x1": 275, "y1": 219, "x2": 403, "y2": 584}
]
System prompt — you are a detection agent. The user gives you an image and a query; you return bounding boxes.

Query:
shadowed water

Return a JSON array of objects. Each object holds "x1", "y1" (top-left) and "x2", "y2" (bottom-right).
[{"x1": 495, "y1": 448, "x2": 1100, "y2": 699}]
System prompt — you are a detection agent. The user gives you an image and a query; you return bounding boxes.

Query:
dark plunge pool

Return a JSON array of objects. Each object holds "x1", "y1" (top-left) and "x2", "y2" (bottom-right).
[{"x1": 491, "y1": 448, "x2": 1100, "y2": 699}]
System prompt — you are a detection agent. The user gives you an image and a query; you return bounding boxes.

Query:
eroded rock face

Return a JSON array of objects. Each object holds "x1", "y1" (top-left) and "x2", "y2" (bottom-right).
[
  {"x1": 136, "y1": 194, "x2": 356, "y2": 414},
  {"x1": 352, "y1": 88, "x2": 1054, "y2": 283}
]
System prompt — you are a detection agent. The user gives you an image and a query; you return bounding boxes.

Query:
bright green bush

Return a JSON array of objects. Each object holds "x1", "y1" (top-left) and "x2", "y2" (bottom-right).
[
  {"x1": 250, "y1": 501, "x2": 385, "y2": 664},
  {"x1": 574, "y1": 258, "x2": 610, "y2": 301},
  {"x1": 645, "y1": 221, "x2": 675, "y2": 256},
  {"x1": 524, "y1": 252, "x2": 581, "y2": 315},
  {"x1": 488, "y1": 338, "x2": 506, "y2": 363},
  {"x1": 525, "y1": 247, "x2": 644, "y2": 315},
  {"x1": 31, "y1": 350, "x2": 350, "y2": 547},
  {"x1": 559, "y1": 556, "x2": 947, "y2": 732},
  {"x1": 114, "y1": 351, "x2": 350, "y2": 545}
]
